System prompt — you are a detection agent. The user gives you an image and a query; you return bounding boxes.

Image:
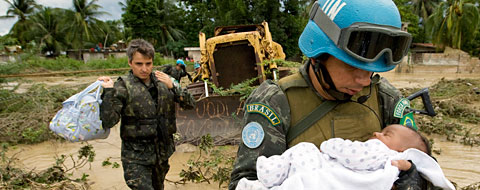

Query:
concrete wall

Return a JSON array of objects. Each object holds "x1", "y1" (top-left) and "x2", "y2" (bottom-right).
[
  {"x1": 0, "y1": 55, "x2": 16, "y2": 63},
  {"x1": 67, "y1": 50, "x2": 127, "y2": 63},
  {"x1": 109, "y1": 52, "x2": 127, "y2": 59},
  {"x1": 396, "y1": 48, "x2": 479, "y2": 73},
  {"x1": 82, "y1": 52, "x2": 105, "y2": 63}
]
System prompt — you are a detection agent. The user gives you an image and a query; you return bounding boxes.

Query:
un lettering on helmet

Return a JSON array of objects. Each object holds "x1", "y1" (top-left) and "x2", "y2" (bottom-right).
[{"x1": 299, "y1": 0, "x2": 405, "y2": 72}]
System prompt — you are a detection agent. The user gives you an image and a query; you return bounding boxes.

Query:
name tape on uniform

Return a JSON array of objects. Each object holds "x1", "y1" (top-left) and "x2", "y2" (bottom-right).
[
  {"x1": 242, "y1": 122, "x2": 265, "y2": 149},
  {"x1": 246, "y1": 103, "x2": 281, "y2": 126},
  {"x1": 393, "y1": 98, "x2": 410, "y2": 118}
]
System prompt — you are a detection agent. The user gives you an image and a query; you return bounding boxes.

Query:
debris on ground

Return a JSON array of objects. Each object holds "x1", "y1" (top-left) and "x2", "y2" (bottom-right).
[
  {"x1": 0, "y1": 84, "x2": 82, "y2": 144},
  {"x1": 400, "y1": 78, "x2": 480, "y2": 146},
  {"x1": 0, "y1": 144, "x2": 94, "y2": 189}
]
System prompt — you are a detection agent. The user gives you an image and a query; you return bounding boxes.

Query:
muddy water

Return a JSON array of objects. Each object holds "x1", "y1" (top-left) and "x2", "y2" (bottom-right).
[
  {"x1": 7, "y1": 126, "x2": 225, "y2": 190},
  {"x1": 381, "y1": 71, "x2": 480, "y2": 89},
  {"x1": 4, "y1": 71, "x2": 480, "y2": 189},
  {"x1": 429, "y1": 135, "x2": 480, "y2": 187}
]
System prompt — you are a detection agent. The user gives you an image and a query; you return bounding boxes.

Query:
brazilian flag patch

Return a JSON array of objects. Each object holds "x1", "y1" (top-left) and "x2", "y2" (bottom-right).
[
  {"x1": 246, "y1": 103, "x2": 281, "y2": 126},
  {"x1": 401, "y1": 112, "x2": 418, "y2": 131}
]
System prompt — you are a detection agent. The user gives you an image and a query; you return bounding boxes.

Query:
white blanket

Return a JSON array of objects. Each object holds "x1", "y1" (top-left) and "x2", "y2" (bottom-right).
[{"x1": 236, "y1": 141, "x2": 454, "y2": 190}]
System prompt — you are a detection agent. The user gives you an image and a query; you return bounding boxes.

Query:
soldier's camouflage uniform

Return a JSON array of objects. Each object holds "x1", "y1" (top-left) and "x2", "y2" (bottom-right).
[
  {"x1": 162, "y1": 64, "x2": 187, "y2": 82},
  {"x1": 101, "y1": 70, "x2": 195, "y2": 190},
  {"x1": 229, "y1": 62, "x2": 429, "y2": 190}
]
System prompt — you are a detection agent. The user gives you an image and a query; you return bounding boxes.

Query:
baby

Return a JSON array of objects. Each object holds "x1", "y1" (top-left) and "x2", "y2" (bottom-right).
[{"x1": 236, "y1": 124, "x2": 454, "y2": 190}]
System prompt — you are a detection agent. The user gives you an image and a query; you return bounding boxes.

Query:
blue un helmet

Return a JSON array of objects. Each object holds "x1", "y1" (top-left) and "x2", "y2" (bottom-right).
[
  {"x1": 299, "y1": 0, "x2": 412, "y2": 72},
  {"x1": 194, "y1": 62, "x2": 201, "y2": 69},
  {"x1": 176, "y1": 59, "x2": 186, "y2": 67}
]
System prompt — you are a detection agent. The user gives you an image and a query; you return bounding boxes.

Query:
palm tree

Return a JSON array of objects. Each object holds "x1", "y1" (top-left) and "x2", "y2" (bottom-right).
[
  {"x1": 155, "y1": 0, "x2": 184, "y2": 54},
  {"x1": 66, "y1": 0, "x2": 108, "y2": 51},
  {"x1": 213, "y1": 0, "x2": 250, "y2": 26},
  {"x1": 411, "y1": 0, "x2": 440, "y2": 23},
  {"x1": 122, "y1": 0, "x2": 184, "y2": 55},
  {"x1": 28, "y1": 7, "x2": 68, "y2": 56},
  {"x1": 0, "y1": 0, "x2": 38, "y2": 46},
  {"x1": 426, "y1": 0, "x2": 480, "y2": 49}
]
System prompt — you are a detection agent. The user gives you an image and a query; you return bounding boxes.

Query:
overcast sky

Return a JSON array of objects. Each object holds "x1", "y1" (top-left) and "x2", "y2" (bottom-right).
[{"x1": 0, "y1": 0, "x2": 123, "y2": 35}]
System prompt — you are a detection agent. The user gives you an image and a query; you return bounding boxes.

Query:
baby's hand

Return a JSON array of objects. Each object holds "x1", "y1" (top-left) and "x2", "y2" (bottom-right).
[{"x1": 391, "y1": 160, "x2": 412, "y2": 171}]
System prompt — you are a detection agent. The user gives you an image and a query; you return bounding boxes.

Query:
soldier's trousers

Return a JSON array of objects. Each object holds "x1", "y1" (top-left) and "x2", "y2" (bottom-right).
[{"x1": 123, "y1": 159, "x2": 170, "y2": 190}]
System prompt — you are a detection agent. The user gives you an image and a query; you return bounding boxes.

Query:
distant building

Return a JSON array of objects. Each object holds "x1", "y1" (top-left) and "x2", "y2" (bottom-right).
[
  {"x1": 0, "y1": 45, "x2": 22, "y2": 63},
  {"x1": 184, "y1": 47, "x2": 201, "y2": 63},
  {"x1": 396, "y1": 43, "x2": 478, "y2": 73},
  {"x1": 67, "y1": 49, "x2": 127, "y2": 63}
]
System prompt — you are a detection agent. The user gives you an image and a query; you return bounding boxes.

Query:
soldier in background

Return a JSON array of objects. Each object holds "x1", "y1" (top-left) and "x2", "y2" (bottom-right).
[
  {"x1": 229, "y1": 0, "x2": 432, "y2": 189},
  {"x1": 190, "y1": 62, "x2": 202, "y2": 83},
  {"x1": 163, "y1": 58, "x2": 192, "y2": 84},
  {"x1": 98, "y1": 39, "x2": 195, "y2": 190}
]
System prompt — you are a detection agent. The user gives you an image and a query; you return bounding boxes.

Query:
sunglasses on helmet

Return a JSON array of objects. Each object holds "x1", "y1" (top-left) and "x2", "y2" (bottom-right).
[{"x1": 309, "y1": 2, "x2": 412, "y2": 65}]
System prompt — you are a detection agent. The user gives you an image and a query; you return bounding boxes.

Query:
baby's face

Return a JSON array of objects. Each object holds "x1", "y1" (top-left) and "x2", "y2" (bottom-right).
[{"x1": 370, "y1": 124, "x2": 417, "y2": 152}]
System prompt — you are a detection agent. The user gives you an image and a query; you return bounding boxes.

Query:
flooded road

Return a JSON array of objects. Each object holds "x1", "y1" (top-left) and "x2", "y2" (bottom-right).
[
  {"x1": 7, "y1": 126, "x2": 228, "y2": 189},
  {"x1": 430, "y1": 135, "x2": 480, "y2": 187},
  {"x1": 4, "y1": 70, "x2": 480, "y2": 189}
]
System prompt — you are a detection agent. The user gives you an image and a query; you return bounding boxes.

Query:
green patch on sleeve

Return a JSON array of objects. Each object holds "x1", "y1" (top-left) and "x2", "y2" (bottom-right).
[{"x1": 245, "y1": 103, "x2": 281, "y2": 126}]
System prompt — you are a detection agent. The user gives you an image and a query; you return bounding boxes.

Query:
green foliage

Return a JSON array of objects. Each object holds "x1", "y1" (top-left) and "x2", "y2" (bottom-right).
[
  {"x1": 28, "y1": 7, "x2": 69, "y2": 56},
  {"x1": 208, "y1": 77, "x2": 259, "y2": 100},
  {"x1": 410, "y1": 0, "x2": 441, "y2": 22},
  {"x1": 102, "y1": 157, "x2": 120, "y2": 169},
  {"x1": 21, "y1": 124, "x2": 47, "y2": 144},
  {"x1": 263, "y1": 59, "x2": 302, "y2": 68},
  {"x1": 77, "y1": 173, "x2": 89, "y2": 182},
  {"x1": 101, "y1": 20, "x2": 126, "y2": 48},
  {"x1": 0, "y1": 83, "x2": 79, "y2": 144},
  {"x1": 0, "y1": 54, "x2": 173, "y2": 76},
  {"x1": 176, "y1": 0, "x2": 309, "y2": 59},
  {"x1": 66, "y1": 0, "x2": 108, "y2": 50},
  {"x1": 122, "y1": 0, "x2": 184, "y2": 55},
  {"x1": 0, "y1": 0, "x2": 39, "y2": 47},
  {"x1": 394, "y1": 0, "x2": 425, "y2": 43},
  {"x1": 426, "y1": 0, "x2": 480, "y2": 49},
  {"x1": 0, "y1": 55, "x2": 175, "y2": 144},
  {"x1": 0, "y1": 145, "x2": 93, "y2": 188},
  {"x1": 179, "y1": 134, "x2": 235, "y2": 188},
  {"x1": 77, "y1": 144, "x2": 95, "y2": 163},
  {"x1": 0, "y1": 35, "x2": 19, "y2": 51},
  {"x1": 461, "y1": 30, "x2": 480, "y2": 56}
]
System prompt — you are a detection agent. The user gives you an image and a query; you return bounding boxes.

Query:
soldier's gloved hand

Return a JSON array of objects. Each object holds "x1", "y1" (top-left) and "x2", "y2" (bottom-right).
[
  {"x1": 155, "y1": 70, "x2": 173, "y2": 89},
  {"x1": 98, "y1": 76, "x2": 114, "y2": 88}
]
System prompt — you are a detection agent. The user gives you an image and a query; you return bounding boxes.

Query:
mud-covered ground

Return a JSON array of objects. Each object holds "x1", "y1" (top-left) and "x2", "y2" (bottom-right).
[{"x1": 2, "y1": 70, "x2": 480, "y2": 189}]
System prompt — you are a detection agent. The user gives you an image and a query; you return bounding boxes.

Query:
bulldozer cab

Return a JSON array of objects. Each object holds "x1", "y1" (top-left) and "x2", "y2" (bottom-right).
[{"x1": 194, "y1": 21, "x2": 285, "y2": 93}]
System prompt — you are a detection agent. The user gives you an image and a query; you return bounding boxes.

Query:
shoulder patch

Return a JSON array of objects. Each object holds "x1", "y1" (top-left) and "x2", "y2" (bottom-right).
[
  {"x1": 245, "y1": 103, "x2": 281, "y2": 126},
  {"x1": 242, "y1": 122, "x2": 265, "y2": 149},
  {"x1": 393, "y1": 98, "x2": 410, "y2": 118}
]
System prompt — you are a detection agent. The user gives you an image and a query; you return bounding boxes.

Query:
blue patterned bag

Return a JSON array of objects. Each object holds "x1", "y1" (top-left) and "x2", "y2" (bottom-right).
[{"x1": 49, "y1": 81, "x2": 109, "y2": 142}]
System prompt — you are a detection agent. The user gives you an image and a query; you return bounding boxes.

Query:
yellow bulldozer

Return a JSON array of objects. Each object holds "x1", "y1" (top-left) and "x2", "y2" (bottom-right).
[
  {"x1": 196, "y1": 21, "x2": 285, "y2": 89},
  {"x1": 176, "y1": 21, "x2": 287, "y2": 143}
]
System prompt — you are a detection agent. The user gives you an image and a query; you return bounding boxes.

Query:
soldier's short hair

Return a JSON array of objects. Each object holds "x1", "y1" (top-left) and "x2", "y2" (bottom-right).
[{"x1": 127, "y1": 39, "x2": 155, "y2": 62}]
